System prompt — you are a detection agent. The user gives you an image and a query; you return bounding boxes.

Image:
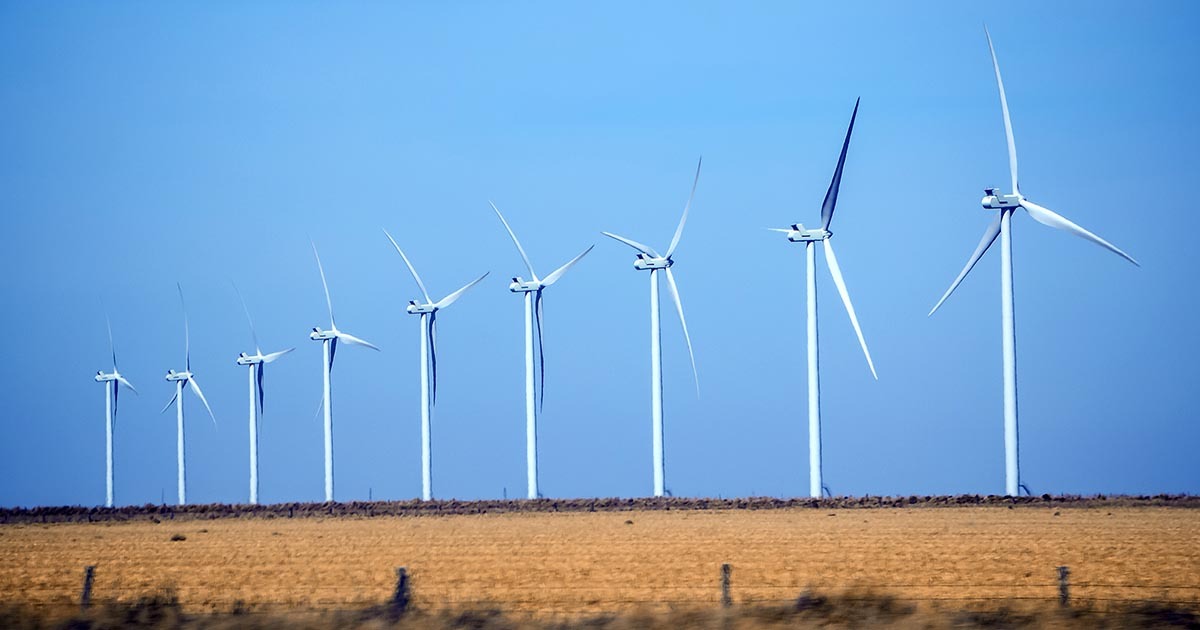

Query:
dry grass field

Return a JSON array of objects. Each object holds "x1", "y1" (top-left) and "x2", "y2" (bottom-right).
[{"x1": 1, "y1": 505, "x2": 1198, "y2": 625}]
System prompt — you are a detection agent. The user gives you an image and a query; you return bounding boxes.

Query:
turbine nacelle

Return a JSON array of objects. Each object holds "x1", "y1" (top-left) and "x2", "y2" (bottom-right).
[
  {"x1": 164, "y1": 369, "x2": 191, "y2": 382},
  {"x1": 406, "y1": 301, "x2": 438, "y2": 315},
  {"x1": 508, "y1": 277, "x2": 542, "y2": 293},
  {"x1": 982, "y1": 188, "x2": 1022, "y2": 211},
  {"x1": 95, "y1": 370, "x2": 117, "y2": 382},
  {"x1": 310, "y1": 327, "x2": 338, "y2": 341},
  {"x1": 633, "y1": 254, "x2": 672, "y2": 271},
  {"x1": 784, "y1": 223, "x2": 832, "y2": 243},
  {"x1": 236, "y1": 352, "x2": 263, "y2": 366}
]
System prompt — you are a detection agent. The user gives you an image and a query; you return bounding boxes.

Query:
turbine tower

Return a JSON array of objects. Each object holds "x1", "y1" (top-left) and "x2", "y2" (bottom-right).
[
  {"x1": 94, "y1": 316, "x2": 137, "y2": 508},
  {"x1": 309, "y1": 243, "x2": 379, "y2": 503},
  {"x1": 383, "y1": 229, "x2": 488, "y2": 501},
  {"x1": 771, "y1": 98, "x2": 877, "y2": 499},
  {"x1": 234, "y1": 285, "x2": 294, "y2": 505},
  {"x1": 601, "y1": 158, "x2": 701, "y2": 498},
  {"x1": 928, "y1": 29, "x2": 1138, "y2": 496},
  {"x1": 161, "y1": 284, "x2": 218, "y2": 506},
  {"x1": 490, "y1": 201, "x2": 593, "y2": 500}
]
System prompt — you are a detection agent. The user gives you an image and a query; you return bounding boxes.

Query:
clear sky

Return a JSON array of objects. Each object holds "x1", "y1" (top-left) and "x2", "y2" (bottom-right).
[{"x1": 2, "y1": 1, "x2": 1196, "y2": 507}]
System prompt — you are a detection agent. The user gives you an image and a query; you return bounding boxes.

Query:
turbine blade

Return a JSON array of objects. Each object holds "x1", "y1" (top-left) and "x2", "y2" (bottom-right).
[
  {"x1": 328, "y1": 337, "x2": 338, "y2": 372},
  {"x1": 600, "y1": 232, "x2": 660, "y2": 258},
  {"x1": 1021, "y1": 200, "x2": 1139, "y2": 266},
  {"x1": 106, "y1": 314, "x2": 118, "y2": 371},
  {"x1": 985, "y1": 27, "x2": 1019, "y2": 195},
  {"x1": 435, "y1": 272, "x2": 489, "y2": 309},
  {"x1": 822, "y1": 239, "x2": 878, "y2": 379},
  {"x1": 382, "y1": 229, "x2": 432, "y2": 303},
  {"x1": 232, "y1": 282, "x2": 262, "y2": 355},
  {"x1": 666, "y1": 157, "x2": 702, "y2": 258},
  {"x1": 541, "y1": 245, "x2": 594, "y2": 286},
  {"x1": 188, "y1": 377, "x2": 218, "y2": 428},
  {"x1": 489, "y1": 201, "x2": 539, "y2": 281},
  {"x1": 261, "y1": 348, "x2": 295, "y2": 363},
  {"x1": 821, "y1": 98, "x2": 859, "y2": 231},
  {"x1": 929, "y1": 213, "x2": 1002, "y2": 316},
  {"x1": 160, "y1": 388, "x2": 179, "y2": 415},
  {"x1": 256, "y1": 364, "x2": 265, "y2": 416},
  {"x1": 177, "y1": 283, "x2": 190, "y2": 372},
  {"x1": 336, "y1": 331, "x2": 381, "y2": 351},
  {"x1": 116, "y1": 375, "x2": 138, "y2": 395},
  {"x1": 535, "y1": 290, "x2": 545, "y2": 410},
  {"x1": 428, "y1": 312, "x2": 438, "y2": 408},
  {"x1": 663, "y1": 267, "x2": 699, "y2": 396},
  {"x1": 767, "y1": 228, "x2": 793, "y2": 233},
  {"x1": 112, "y1": 380, "x2": 119, "y2": 427},
  {"x1": 311, "y1": 241, "x2": 337, "y2": 329}
]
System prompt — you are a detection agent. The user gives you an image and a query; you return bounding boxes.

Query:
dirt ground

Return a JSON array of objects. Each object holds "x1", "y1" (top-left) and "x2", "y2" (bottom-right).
[{"x1": 1, "y1": 506, "x2": 1197, "y2": 616}]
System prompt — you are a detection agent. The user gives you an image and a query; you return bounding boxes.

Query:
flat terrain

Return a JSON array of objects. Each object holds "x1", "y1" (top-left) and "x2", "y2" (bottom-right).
[{"x1": 1, "y1": 506, "x2": 1197, "y2": 616}]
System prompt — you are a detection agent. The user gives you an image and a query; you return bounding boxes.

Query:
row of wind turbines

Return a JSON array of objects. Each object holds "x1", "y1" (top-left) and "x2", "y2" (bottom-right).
[{"x1": 93, "y1": 30, "x2": 1137, "y2": 508}]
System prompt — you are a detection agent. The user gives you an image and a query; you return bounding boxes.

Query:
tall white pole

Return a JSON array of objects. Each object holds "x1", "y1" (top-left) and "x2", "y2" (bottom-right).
[
  {"x1": 105, "y1": 381, "x2": 113, "y2": 508},
  {"x1": 999, "y1": 209, "x2": 1020, "y2": 497},
  {"x1": 806, "y1": 242, "x2": 822, "y2": 499},
  {"x1": 420, "y1": 313, "x2": 432, "y2": 501},
  {"x1": 248, "y1": 366, "x2": 258, "y2": 505},
  {"x1": 524, "y1": 292, "x2": 538, "y2": 499},
  {"x1": 650, "y1": 269, "x2": 664, "y2": 497},
  {"x1": 176, "y1": 380, "x2": 186, "y2": 506},
  {"x1": 322, "y1": 340, "x2": 334, "y2": 502}
]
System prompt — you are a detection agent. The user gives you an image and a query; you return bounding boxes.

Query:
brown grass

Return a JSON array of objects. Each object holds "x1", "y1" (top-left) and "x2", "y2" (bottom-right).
[{"x1": 1, "y1": 506, "x2": 1197, "y2": 621}]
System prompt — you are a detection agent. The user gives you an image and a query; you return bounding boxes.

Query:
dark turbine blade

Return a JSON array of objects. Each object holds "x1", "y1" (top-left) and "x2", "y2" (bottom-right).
[
  {"x1": 535, "y1": 290, "x2": 546, "y2": 411},
  {"x1": 256, "y1": 364, "x2": 265, "y2": 416},
  {"x1": 821, "y1": 97, "x2": 860, "y2": 231}
]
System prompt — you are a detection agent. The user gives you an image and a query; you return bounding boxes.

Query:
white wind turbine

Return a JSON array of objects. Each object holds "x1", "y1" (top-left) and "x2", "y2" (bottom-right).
[
  {"x1": 490, "y1": 201, "x2": 593, "y2": 500},
  {"x1": 161, "y1": 284, "x2": 218, "y2": 506},
  {"x1": 928, "y1": 29, "x2": 1138, "y2": 497},
  {"x1": 309, "y1": 243, "x2": 380, "y2": 503},
  {"x1": 234, "y1": 286, "x2": 294, "y2": 505},
  {"x1": 94, "y1": 316, "x2": 137, "y2": 508},
  {"x1": 383, "y1": 229, "x2": 488, "y2": 501},
  {"x1": 771, "y1": 98, "x2": 877, "y2": 499},
  {"x1": 602, "y1": 158, "x2": 701, "y2": 498}
]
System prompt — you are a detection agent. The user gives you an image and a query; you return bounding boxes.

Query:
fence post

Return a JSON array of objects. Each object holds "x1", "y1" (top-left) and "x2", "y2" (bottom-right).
[
  {"x1": 80, "y1": 565, "x2": 96, "y2": 611},
  {"x1": 1057, "y1": 566, "x2": 1070, "y2": 607},
  {"x1": 720, "y1": 563, "x2": 732, "y2": 608},
  {"x1": 391, "y1": 567, "x2": 410, "y2": 616}
]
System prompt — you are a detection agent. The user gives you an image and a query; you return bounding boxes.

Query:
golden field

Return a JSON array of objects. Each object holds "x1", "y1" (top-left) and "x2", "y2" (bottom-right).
[{"x1": 1, "y1": 506, "x2": 1197, "y2": 617}]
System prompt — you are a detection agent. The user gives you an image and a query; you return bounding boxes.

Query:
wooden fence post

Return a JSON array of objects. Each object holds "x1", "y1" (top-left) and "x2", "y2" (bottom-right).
[
  {"x1": 80, "y1": 565, "x2": 96, "y2": 611},
  {"x1": 392, "y1": 567, "x2": 410, "y2": 616},
  {"x1": 720, "y1": 563, "x2": 732, "y2": 608},
  {"x1": 1057, "y1": 566, "x2": 1070, "y2": 607}
]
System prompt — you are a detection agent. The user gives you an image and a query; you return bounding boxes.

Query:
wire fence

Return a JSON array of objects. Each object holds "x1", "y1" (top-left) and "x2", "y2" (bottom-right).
[{"x1": 5, "y1": 564, "x2": 1199, "y2": 619}]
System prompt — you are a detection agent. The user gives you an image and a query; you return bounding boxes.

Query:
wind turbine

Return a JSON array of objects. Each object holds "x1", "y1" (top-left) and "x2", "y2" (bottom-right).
[
  {"x1": 383, "y1": 229, "x2": 488, "y2": 501},
  {"x1": 490, "y1": 201, "x2": 593, "y2": 500},
  {"x1": 161, "y1": 284, "x2": 218, "y2": 506},
  {"x1": 309, "y1": 242, "x2": 379, "y2": 503},
  {"x1": 234, "y1": 285, "x2": 294, "y2": 505},
  {"x1": 94, "y1": 316, "x2": 137, "y2": 508},
  {"x1": 928, "y1": 29, "x2": 1138, "y2": 497},
  {"x1": 771, "y1": 98, "x2": 877, "y2": 499},
  {"x1": 602, "y1": 158, "x2": 701, "y2": 498}
]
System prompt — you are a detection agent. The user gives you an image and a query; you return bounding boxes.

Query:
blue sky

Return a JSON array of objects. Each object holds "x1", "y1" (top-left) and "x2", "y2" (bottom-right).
[{"x1": 1, "y1": 2, "x2": 1196, "y2": 507}]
